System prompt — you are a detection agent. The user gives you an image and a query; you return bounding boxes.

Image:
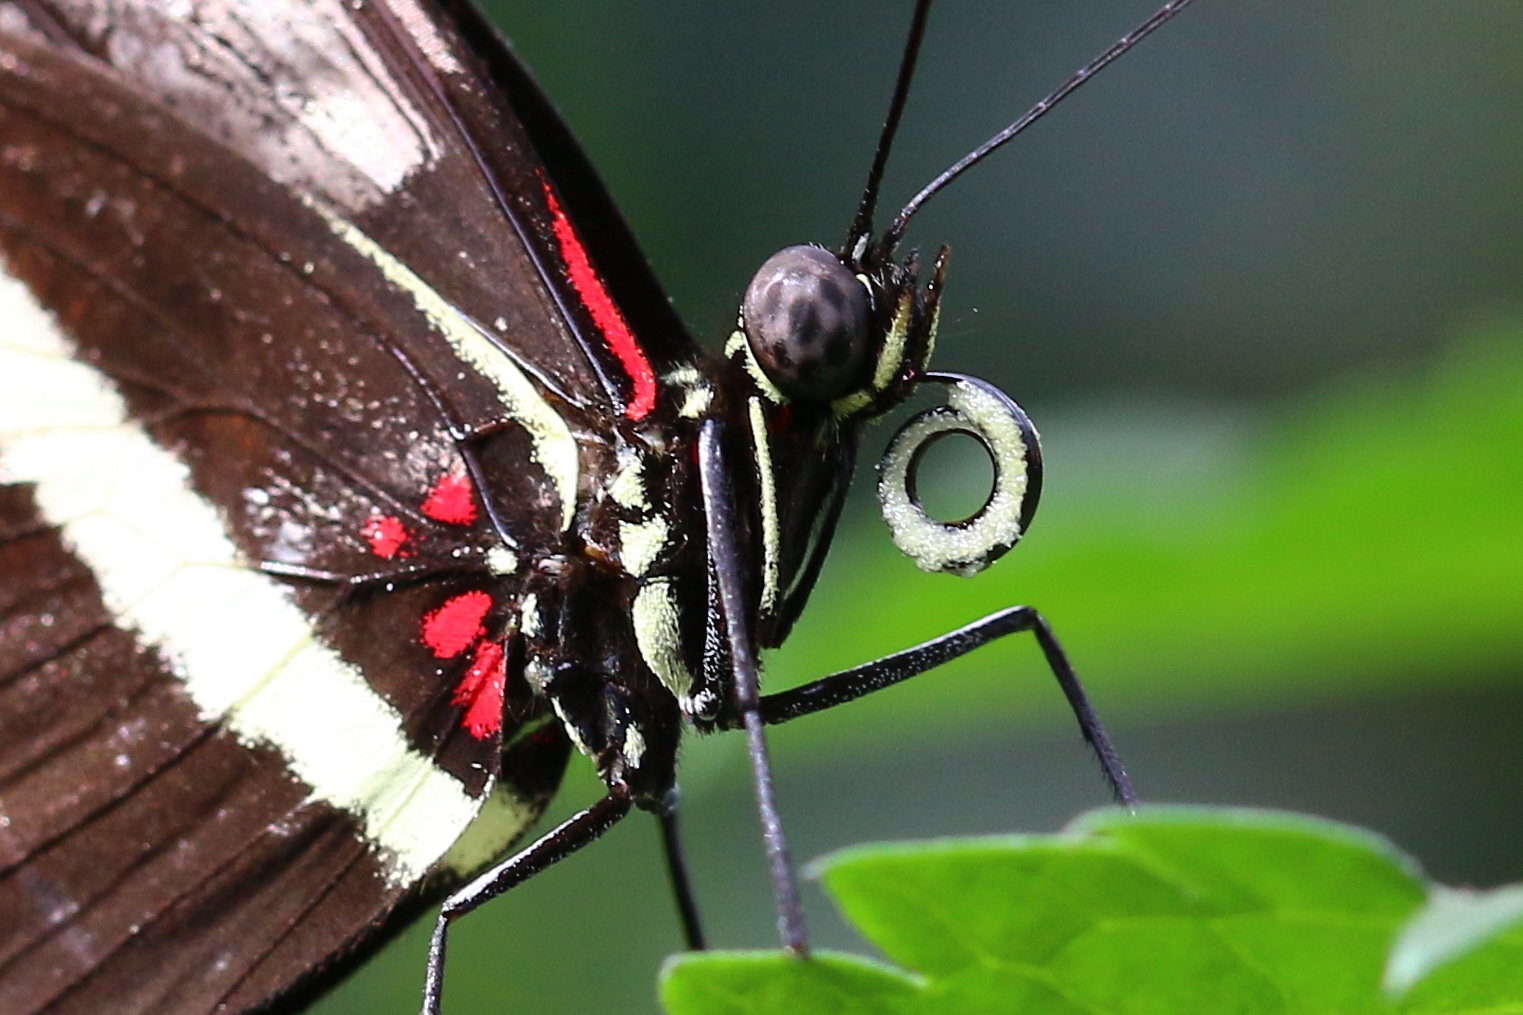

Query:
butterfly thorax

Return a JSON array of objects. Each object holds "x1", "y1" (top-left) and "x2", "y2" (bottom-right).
[{"x1": 532, "y1": 241, "x2": 946, "y2": 808}]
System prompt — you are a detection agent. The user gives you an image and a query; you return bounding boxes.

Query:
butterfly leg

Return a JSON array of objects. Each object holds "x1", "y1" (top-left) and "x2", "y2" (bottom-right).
[
  {"x1": 656, "y1": 797, "x2": 707, "y2": 950},
  {"x1": 756, "y1": 605, "x2": 1136, "y2": 807},
  {"x1": 697, "y1": 419, "x2": 810, "y2": 955},
  {"x1": 421, "y1": 788, "x2": 632, "y2": 1015}
]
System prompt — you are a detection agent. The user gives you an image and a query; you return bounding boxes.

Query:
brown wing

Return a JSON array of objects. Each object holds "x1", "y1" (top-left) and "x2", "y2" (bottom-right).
[{"x1": 0, "y1": 0, "x2": 689, "y2": 1009}]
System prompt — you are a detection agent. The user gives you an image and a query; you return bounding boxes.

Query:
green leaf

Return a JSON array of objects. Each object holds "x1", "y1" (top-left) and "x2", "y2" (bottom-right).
[
  {"x1": 659, "y1": 950, "x2": 920, "y2": 1015},
  {"x1": 662, "y1": 808, "x2": 1523, "y2": 1015},
  {"x1": 1387, "y1": 884, "x2": 1523, "y2": 1009}
]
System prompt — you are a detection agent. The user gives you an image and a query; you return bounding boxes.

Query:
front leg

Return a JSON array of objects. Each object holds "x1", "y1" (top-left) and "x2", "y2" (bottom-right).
[{"x1": 750, "y1": 605, "x2": 1136, "y2": 808}]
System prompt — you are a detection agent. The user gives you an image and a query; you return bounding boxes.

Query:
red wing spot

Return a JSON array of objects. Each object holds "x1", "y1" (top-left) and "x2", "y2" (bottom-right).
[
  {"x1": 422, "y1": 591, "x2": 493, "y2": 659},
  {"x1": 540, "y1": 178, "x2": 657, "y2": 420},
  {"x1": 422, "y1": 471, "x2": 478, "y2": 525},
  {"x1": 453, "y1": 641, "x2": 507, "y2": 740},
  {"x1": 361, "y1": 515, "x2": 412, "y2": 558}
]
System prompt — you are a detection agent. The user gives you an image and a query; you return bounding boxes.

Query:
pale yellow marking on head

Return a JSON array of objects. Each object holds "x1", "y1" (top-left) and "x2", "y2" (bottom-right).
[
  {"x1": 727, "y1": 329, "x2": 788, "y2": 404},
  {"x1": 923, "y1": 292, "x2": 941, "y2": 369},
  {"x1": 632, "y1": 578, "x2": 695, "y2": 699},
  {"x1": 747, "y1": 396, "x2": 781, "y2": 614},
  {"x1": 305, "y1": 197, "x2": 579, "y2": 530},
  {"x1": 830, "y1": 285, "x2": 919, "y2": 418},
  {"x1": 871, "y1": 289, "x2": 916, "y2": 393},
  {"x1": 830, "y1": 389, "x2": 873, "y2": 418}
]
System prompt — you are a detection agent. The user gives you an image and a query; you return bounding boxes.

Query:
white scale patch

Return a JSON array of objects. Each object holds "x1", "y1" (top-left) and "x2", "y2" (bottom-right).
[
  {"x1": 664, "y1": 365, "x2": 713, "y2": 419},
  {"x1": 0, "y1": 267, "x2": 492, "y2": 887},
  {"x1": 746, "y1": 397, "x2": 782, "y2": 614},
  {"x1": 382, "y1": 0, "x2": 466, "y2": 76},
  {"x1": 50, "y1": 0, "x2": 445, "y2": 212},
  {"x1": 631, "y1": 579, "x2": 694, "y2": 700},
  {"x1": 621, "y1": 725, "x2": 647, "y2": 769},
  {"x1": 871, "y1": 288, "x2": 915, "y2": 393},
  {"x1": 485, "y1": 545, "x2": 519, "y2": 576},
  {"x1": 306, "y1": 197, "x2": 580, "y2": 532},
  {"x1": 619, "y1": 515, "x2": 668, "y2": 578},
  {"x1": 607, "y1": 446, "x2": 648, "y2": 511}
]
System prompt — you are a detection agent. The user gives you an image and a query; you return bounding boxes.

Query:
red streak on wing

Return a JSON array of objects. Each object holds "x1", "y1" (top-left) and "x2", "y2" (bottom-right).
[
  {"x1": 540, "y1": 179, "x2": 657, "y2": 420},
  {"x1": 422, "y1": 471, "x2": 478, "y2": 525},
  {"x1": 361, "y1": 515, "x2": 411, "y2": 558},
  {"x1": 453, "y1": 641, "x2": 507, "y2": 739},
  {"x1": 422, "y1": 591, "x2": 493, "y2": 659}
]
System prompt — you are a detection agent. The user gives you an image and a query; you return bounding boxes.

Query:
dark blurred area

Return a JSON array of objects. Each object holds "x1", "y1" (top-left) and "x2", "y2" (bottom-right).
[
  {"x1": 314, "y1": 3, "x2": 1523, "y2": 1013},
  {"x1": 493, "y1": 0, "x2": 1523, "y2": 405}
]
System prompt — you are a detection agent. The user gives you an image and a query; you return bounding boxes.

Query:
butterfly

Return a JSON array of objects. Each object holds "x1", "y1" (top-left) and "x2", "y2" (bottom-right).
[{"x1": 0, "y1": 1, "x2": 1191, "y2": 1012}]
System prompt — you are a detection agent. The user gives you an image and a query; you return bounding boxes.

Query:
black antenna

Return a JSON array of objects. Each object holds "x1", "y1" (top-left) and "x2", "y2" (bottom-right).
[
  {"x1": 846, "y1": 0, "x2": 933, "y2": 257},
  {"x1": 881, "y1": 0, "x2": 1199, "y2": 254}
]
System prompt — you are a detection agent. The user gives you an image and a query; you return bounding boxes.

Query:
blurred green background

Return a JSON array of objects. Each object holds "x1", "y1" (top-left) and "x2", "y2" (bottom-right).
[{"x1": 316, "y1": 2, "x2": 1523, "y2": 1012}]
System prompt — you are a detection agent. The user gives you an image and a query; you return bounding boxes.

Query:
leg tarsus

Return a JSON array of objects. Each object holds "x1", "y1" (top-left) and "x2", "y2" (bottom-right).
[
  {"x1": 419, "y1": 789, "x2": 633, "y2": 1015},
  {"x1": 755, "y1": 605, "x2": 1135, "y2": 808},
  {"x1": 657, "y1": 801, "x2": 707, "y2": 951}
]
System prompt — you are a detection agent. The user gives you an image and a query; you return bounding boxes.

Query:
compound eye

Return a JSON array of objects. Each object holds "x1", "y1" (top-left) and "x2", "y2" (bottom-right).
[{"x1": 742, "y1": 245, "x2": 871, "y2": 401}]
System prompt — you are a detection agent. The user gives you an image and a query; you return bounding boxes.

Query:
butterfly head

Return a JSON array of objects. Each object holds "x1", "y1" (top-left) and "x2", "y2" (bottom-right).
[
  {"x1": 732, "y1": 241, "x2": 943, "y2": 420},
  {"x1": 715, "y1": 238, "x2": 1040, "y2": 663}
]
